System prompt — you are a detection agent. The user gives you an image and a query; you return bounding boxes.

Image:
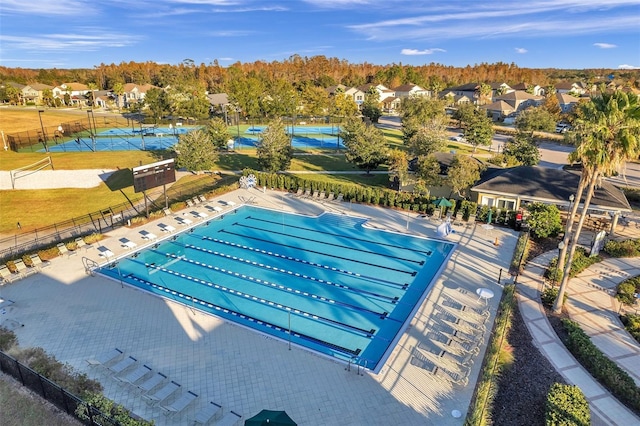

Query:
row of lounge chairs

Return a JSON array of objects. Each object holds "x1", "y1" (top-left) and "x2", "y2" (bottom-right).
[
  {"x1": 294, "y1": 188, "x2": 344, "y2": 203},
  {"x1": 0, "y1": 253, "x2": 54, "y2": 284},
  {"x1": 411, "y1": 287, "x2": 491, "y2": 386},
  {"x1": 87, "y1": 348, "x2": 242, "y2": 424}
]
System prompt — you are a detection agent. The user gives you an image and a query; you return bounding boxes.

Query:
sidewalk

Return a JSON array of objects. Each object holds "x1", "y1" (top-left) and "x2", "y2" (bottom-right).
[{"x1": 517, "y1": 251, "x2": 640, "y2": 425}]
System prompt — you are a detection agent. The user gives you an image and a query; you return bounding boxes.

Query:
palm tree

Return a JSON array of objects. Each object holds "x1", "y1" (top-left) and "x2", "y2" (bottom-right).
[{"x1": 553, "y1": 90, "x2": 640, "y2": 313}]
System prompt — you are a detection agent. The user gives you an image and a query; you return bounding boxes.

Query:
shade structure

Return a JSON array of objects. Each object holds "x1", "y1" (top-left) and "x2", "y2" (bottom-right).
[
  {"x1": 434, "y1": 197, "x2": 453, "y2": 208},
  {"x1": 245, "y1": 410, "x2": 297, "y2": 426}
]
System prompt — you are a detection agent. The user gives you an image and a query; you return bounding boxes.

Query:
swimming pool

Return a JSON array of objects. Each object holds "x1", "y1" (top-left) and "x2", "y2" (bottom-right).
[{"x1": 97, "y1": 206, "x2": 455, "y2": 372}]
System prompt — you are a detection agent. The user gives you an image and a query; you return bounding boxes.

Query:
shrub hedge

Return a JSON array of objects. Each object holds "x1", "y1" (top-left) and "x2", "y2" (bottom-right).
[
  {"x1": 621, "y1": 313, "x2": 640, "y2": 344},
  {"x1": 603, "y1": 238, "x2": 640, "y2": 257},
  {"x1": 616, "y1": 278, "x2": 640, "y2": 305},
  {"x1": 561, "y1": 318, "x2": 640, "y2": 414},
  {"x1": 545, "y1": 383, "x2": 590, "y2": 426},
  {"x1": 545, "y1": 247, "x2": 601, "y2": 283}
]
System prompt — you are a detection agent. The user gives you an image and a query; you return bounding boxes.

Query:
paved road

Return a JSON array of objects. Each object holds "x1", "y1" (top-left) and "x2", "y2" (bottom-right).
[{"x1": 377, "y1": 116, "x2": 640, "y2": 188}]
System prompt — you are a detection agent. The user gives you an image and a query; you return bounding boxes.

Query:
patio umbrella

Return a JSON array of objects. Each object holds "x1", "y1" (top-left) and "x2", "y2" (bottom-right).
[
  {"x1": 434, "y1": 197, "x2": 453, "y2": 217},
  {"x1": 487, "y1": 209, "x2": 493, "y2": 224},
  {"x1": 245, "y1": 410, "x2": 297, "y2": 426}
]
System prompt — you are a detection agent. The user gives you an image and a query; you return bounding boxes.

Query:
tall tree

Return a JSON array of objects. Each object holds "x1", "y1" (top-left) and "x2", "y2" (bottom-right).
[
  {"x1": 553, "y1": 90, "x2": 640, "y2": 312},
  {"x1": 515, "y1": 106, "x2": 556, "y2": 134},
  {"x1": 448, "y1": 155, "x2": 484, "y2": 197},
  {"x1": 463, "y1": 110, "x2": 494, "y2": 152},
  {"x1": 206, "y1": 117, "x2": 230, "y2": 150},
  {"x1": 340, "y1": 117, "x2": 388, "y2": 174},
  {"x1": 257, "y1": 118, "x2": 293, "y2": 172},
  {"x1": 387, "y1": 149, "x2": 409, "y2": 190},
  {"x1": 174, "y1": 129, "x2": 219, "y2": 172},
  {"x1": 361, "y1": 86, "x2": 382, "y2": 123},
  {"x1": 143, "y1": 87, "x2": 169, "y2": 122},
  {"x1": 503, "y1": 131, "x2": 541, "y2": 166},
  {"x1": 407, "y1": 115, "x2": 447, "y2": 157}
]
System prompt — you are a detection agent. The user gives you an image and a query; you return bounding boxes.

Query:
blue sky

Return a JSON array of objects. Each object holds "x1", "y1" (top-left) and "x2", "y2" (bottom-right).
[{"x1": 1, "y1": 0, "x2": 639, "y2": 70}]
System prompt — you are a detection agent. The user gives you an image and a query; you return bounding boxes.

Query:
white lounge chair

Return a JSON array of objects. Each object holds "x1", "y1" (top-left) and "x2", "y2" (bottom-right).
[
  {"x1": 192, "y1": 401, "x2": 222, "y2": 425},
  {"x1": 175, "y1": 217, "x2": 193, "y2": 226},
  {"x1": 186, "y1": 199, "x2": 195, "y2": 208},
  {"x1": 158, "y1": 223, "x2": 176, "y2": 233},
  {"x1": 215, "y1": 410, "x2": 242, "y2": 426},
  {"x1": 119, "y1": 238, "x2": 138, "y2": 250},
  {"x1": 57, "y1": 242, "x2": 78, "y2": 257},
  {"x1": 137, "y1": 372, "x2": 167, "y2": 394},
  {"x1": 164, "y1": 208, "x2": 173, "y2": 216},
  {"x1": 116, "y1": 364, "x2": 152, "y2": 385},
  {"x1": 97, "y1": 246, "x2": 115, "y2": 259},
  {"x1": 161, "y1": 390, "x2": 198, "y2": 415},
  {"x1": 144, "y1": 380, "x2": 181, "y2": 405},
  {"x1": 14, "y1": 259, "x2": 38, "y2": 277},
  {"x1": 191, "y1": 211, "x2": 208, "y2": 219},
  {"x1": 75, "y1": 237, "x2": 91, "y2": 250},
  {"x1": 86, "y1": 348, "x2": 123, "y2": 366},
  {"x1": 140, "y1": 230, "x2": 158, "y2": 241},
  {"x1": 0, "y1": 265, "x2": 20, "y2": 284},
  {"x1": 109, "y1": 356, "x2": 137, "y2": 374},
  {"x1": 198, "y1": 194, "x2": 208, "y2": 203}
]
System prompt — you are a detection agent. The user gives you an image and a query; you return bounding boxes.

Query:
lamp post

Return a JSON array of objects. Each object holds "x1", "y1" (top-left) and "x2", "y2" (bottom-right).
[
  {"x1": 38, "y1": 109, "x2": 48, "y2": 152},
  {"x1": 568, "y1": 194, "x2": 575, "y2": 217},
  {"x1": 556, "y1": 240, "x2": 565, "y2": 285}
]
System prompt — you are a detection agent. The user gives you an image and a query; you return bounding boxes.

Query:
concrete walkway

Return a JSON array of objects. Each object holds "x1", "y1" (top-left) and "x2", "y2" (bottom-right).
[{"x1": 517, "y1": 251, "x2": 640, "y2": 425}]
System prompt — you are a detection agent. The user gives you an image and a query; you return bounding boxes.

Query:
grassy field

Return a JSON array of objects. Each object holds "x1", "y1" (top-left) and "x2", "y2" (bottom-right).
[{"x1": 0, "y1": 374, "x2": 80, "y2": 426}]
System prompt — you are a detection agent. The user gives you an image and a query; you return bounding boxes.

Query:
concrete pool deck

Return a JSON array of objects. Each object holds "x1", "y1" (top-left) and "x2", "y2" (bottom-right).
[{"x1": 0, "y1": 188, "x2": 517, "y2": 425}]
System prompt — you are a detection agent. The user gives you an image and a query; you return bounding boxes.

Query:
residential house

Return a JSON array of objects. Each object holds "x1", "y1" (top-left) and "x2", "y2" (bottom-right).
[
  {"x1": 344, "y1": 87, "x2": 366, "y2": 107},
  {"x1": 53, "y1": 83, "x2": 90, "y2": 107},
  {"x1": 381, "y1": 96, "x2": 402, "y2": 113},
  {"x1": 206, "y1": 93, "x2": 232, "y2": 120},
  {"x1": 441, "y1": 91, "x2": 473, "y2": 106},
  {"x1": 446, "y1": 83, "x2": 479, "y2": 101},
  {"x1": 392, "y1": 84, "x2": 430, "y2": 98},
  {"x1": 555, "y1": 92, "x2": 580, "y2": 114},
  {"x1": 21, "y1": 83, "x2": 54, "y2": 105},
  {"x1": 122, "y1": 83, "x2": 157, "y2": 108},
  {"x1": 511, "y1": 82, "x2": 545, "y2": 97},
  {"x1": 554, "y1": 81, "x2": 590, "y2": 95},
  {"x1": 493, "y1": 90, "x2": 544, "y2": 113},
  {"x1": 480, "y1": 100, "x2": 517, "y2": 121}
]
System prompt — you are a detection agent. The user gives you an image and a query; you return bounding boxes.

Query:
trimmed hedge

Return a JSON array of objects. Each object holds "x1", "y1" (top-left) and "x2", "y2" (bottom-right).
[
  {"x1": 603, "y1": 238, "x2": 640, "y2": 257},
  {"x1": 545, "y1": 383, "x2": 590, "y2": 426},
  {"x1": 545, "y1": 247, "x2": 601, "y2": 283},
  {"x1": 561, "y1": 318, "x2": 640, "y2": 414},
  {"x1": 621, "y1": 313, "x2": 640, "y2": 344}
]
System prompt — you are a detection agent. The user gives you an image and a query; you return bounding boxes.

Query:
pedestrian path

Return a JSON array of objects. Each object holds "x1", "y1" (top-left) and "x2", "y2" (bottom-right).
[
  {"x1": 566, "y1": 257, "x2": 640, "y2": 386},
  {"x1": 517, "y1": 251, "x2": 640, "y2": 426}
]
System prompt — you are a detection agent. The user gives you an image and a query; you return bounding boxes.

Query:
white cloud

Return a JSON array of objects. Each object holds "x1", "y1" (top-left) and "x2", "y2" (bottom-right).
[
  {"x1": 401, "y1": 48, "x2": 445, "y2": 55},
  {"x1": 207, "y1": 30, "x2": 254, "y2": 37},
  {"x1": 0, "y1": 0, "x2": 92, "y2": 16},
  {"x1": 0, "y1": 29, "x2": 142, "y2": 52},
  {"x1": 515, "y1": 47, "x2": 528, "y2": 53},
  {"x1": 618, "y1": 64, "x2": 639, "y2": 69},
  {"x1": 594, "y1": 42, "x2": 617, "y2": 48}
]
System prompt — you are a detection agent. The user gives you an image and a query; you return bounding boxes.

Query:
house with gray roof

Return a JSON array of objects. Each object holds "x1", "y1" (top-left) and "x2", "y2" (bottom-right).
[{"x1": 471, "y1": 166, "x2": 631, "y2": 233}]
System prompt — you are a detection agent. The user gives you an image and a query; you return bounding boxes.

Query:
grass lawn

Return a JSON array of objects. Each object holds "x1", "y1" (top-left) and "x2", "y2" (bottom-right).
[{"x1": 0, "y1": 375, "x2": 80, "y2": 426}]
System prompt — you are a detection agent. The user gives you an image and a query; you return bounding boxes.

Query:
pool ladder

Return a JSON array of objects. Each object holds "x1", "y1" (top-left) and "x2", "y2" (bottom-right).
[{"x1": 345, "y1": 357, "x2": 368, "y2": 376}]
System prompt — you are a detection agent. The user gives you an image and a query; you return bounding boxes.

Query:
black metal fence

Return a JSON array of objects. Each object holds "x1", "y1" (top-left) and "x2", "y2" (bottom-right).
[
  {"x1": 0, "y1": 173, "x2": 239, "y2": 262},
  {"x1": 0, "y1": 351, "x2": 120, "y2": 425}
]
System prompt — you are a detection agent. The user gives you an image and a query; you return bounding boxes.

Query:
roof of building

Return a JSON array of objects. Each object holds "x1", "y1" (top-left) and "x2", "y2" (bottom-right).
[{"x1": 471, "y1": 166, "x2": 631, "y2": 212}]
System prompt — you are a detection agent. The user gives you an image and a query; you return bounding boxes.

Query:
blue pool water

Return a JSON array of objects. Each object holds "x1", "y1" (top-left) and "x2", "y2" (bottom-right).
[{"x1": 98, "y1": 206, "x2": 455, "y2": 372}]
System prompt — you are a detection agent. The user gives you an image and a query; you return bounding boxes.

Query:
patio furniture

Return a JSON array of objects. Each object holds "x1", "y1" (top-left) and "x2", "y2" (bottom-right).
[
  {"x1": 57, "y1": 242, "x2": 78, "y2": 257},
  {"x1": 75, "y1": 237, "x2": 92, "y2": 250},
  {"x1": 214, "y1": 410, "x2": 242, "y2": 426},
  {"x1": 86, "y1": 348, "x2": 123, "y2": 367},
  {"x1": 161, "y1": 390, "x2": 198, "y2": 415},
  {"x1": 158, "y1": 223, "x2": 176, "y2": 233},
  {"x1": 14, "y1": 259, "x2": 38, "y2": 277},
  {"x1": 191, "y1": 401, "x2": 222, "y2": 425},
  {"x1": 30, "y1": 254, "x2": 51, "y2": 269},
  {"x1": 109, "y1": 356, "x2": 137, "y2": 374},
  {"x1": 137, "y1": 372, "x2": 167, "y2": 394},
  {"x1": 144, "y1": 380, "x2": 181, "y2": 405},
  {"x1": 97, "y1": 246, "x2": 115, "y2": 259},
  {"x1": 119, "y1": 238, "x2": 138, "y2": 250},
  {"x1": 116, "y1": 364, "x2": 152, "y2": 385},
  {"x1": 140, "y1": 230, "x2": 158, "y2": 241}
]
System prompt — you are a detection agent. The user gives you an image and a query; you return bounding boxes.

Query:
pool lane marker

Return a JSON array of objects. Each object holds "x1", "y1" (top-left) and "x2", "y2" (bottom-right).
[
  {"x1": 246, "y1": 215, "x2": 433, "y2": 257},
  {"x1": 141, "y1": 261, "x2": 380, "y2": 338},
  {"x1": 184, "y1": 234, "x2": 408, "y2": 289},
  {"x1": 166, "y1": 251, "x2": 397, "y2": 322},
  {"x1": 124, "y1": 273, "x2": 364, "y2": 357},
  {"x1": 234, "y1": 222, "x2": 426, "y2": 265}
]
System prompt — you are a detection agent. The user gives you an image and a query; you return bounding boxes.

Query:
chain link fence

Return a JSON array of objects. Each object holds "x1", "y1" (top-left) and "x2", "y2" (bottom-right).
[
  {"x1": 0, "y1": 351, "x2": 121, "y2": 425},
  {"x1": 0, "y1": 174, "x2": 239, "y2": 262}
]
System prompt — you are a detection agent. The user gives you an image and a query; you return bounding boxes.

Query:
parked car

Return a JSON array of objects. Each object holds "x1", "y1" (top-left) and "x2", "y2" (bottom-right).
[
  {"x1": 450, "y1": 134, "x2": 466, "y2": 142},
  {"x1": 555, "y1": 123, "x2": 570, "y2": 133}
]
